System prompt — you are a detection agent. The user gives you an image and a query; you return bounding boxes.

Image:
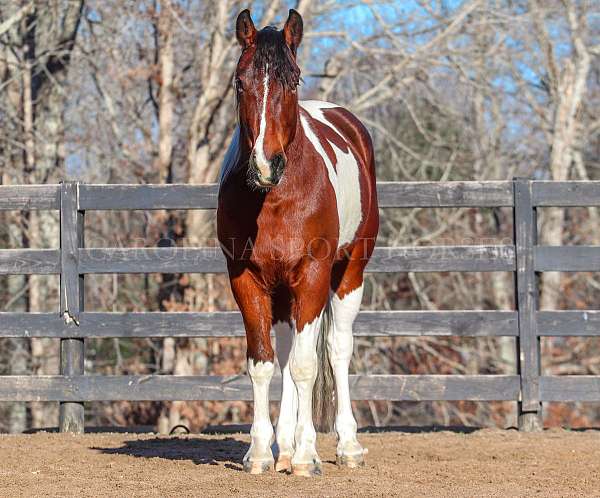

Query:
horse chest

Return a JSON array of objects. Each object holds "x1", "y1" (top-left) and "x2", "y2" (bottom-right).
[
  {"x1": 250, "y1": 209, "x2": 334, "y2": 268},
  {"x1": 219, "y1": 195, "x2": 334, "y2": 274}
]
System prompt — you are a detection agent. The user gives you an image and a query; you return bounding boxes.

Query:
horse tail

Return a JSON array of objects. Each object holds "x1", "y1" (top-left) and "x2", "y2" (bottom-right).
[{"x1": 313, "y1": 298, "x2": 336, "y2": 433}]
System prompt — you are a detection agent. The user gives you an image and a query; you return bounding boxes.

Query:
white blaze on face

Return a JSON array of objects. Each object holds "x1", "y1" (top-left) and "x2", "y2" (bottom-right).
[
  {"x1": 253, "y1": 63, "x2": 271, "y2": 179},
  {"x1": 299, "y1": 100, "x2": 362, "y2": 248}
]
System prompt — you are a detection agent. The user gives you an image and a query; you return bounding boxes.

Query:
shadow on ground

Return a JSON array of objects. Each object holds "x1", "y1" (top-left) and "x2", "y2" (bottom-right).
[
  {"x1": 24, "y1": 426, "x2": 157, "y2": 435},
  {"x1": 358, "y1": 425, "x2": 487, "y2": 434},
  {"x1": 88, "y1": 425, "x2": 489, "y2": 470},
  {"x1": 202, "y1": 424, "x2": 488, "y2": 435},
  {"x1": 91, "y1": 436, "x2": 249, "y2": 471},
  {"x1": 26, "y1": 424, "x2": 518, "y2": 436}
]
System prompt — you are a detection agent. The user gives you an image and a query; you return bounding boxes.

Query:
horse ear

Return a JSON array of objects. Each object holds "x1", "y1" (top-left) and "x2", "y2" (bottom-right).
[
  {"x1": 236, "y1": 9, "x2": 257, "y2": 49},
  {"x1": 283, "y1": 9, "x2": 303, "y2": 55}
]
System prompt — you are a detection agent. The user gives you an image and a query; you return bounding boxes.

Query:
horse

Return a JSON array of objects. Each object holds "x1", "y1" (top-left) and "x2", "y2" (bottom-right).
[{"x1": 217, "y1": 9, "x2": 378, "y2": 477}]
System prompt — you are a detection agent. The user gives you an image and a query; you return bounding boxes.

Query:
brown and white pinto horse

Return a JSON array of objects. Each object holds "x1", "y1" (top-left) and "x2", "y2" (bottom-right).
[{"x1": 217, "y1": 9, "x2": 378, "y2": 477}]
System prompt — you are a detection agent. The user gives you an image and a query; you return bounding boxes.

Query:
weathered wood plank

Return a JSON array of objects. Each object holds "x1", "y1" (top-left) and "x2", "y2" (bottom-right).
[
  {"x1": 0, "y1": 310, "x2": 518, "y2": 338},
  {"x1": 533, "y1": 181, "x2": 600, "y2": 207},
  {"x1": 78, "y1": 184, "x2": 218, "y2": 210},
  {"x1": 347, "y1": 374, "x2": 520, "y2": 401},
  {"x1": 0, "y1": 249, "x2": 60, "y2": 274},
  {"x1": 59, "y1": 182, "x2": 85, "y2": 434},
  {"x1": 78, "y1": 247, "x2": 225, "y2": 273},
  {"x1": 367, "y1": 245, "x2": 515, "y2": 272},
  {"x1": 0, "y1": 313, "x2": 65, "y2": 337},
  {"x1": 77, "y1": 182, "x2": 514, "y2": 210},
  {"x1": 540, "y1": 376, "x2": 600, "y2": 402},
  {"x1": 537, "y1": 311, "x2": 600, "y2": 336},
  {"x1": 535, "y1": 246, "x2": 600, "y2": 272},
  {"x1": 377, "y1": 181, "x2": 514, "y2": 208},
  {"x1": 0, "y1": 185, "x2": 60, "y2": 210},
  {"x1": 0, "y1": 374, "x2": 520, "y2": 402},
  {"x1": 356, "y1": 310, "x2": 518, "y2": 336},
  {"x1": 78, "y1": 245, "x2": 515, "y2": 274},
  {"x1": 68, "y1": 312, "x2": 244, "y2": 338},
  {"x1": 514, "y1": 178, "x2": 542, "y2": 430}
]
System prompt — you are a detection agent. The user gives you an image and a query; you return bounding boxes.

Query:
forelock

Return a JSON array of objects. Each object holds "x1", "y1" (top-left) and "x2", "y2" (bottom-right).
[{"x1": 253, "y1": 27, "x2": 301, "y2": 90}]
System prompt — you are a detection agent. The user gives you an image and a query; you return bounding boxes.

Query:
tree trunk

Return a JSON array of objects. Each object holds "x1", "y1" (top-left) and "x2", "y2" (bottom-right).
[
  {"x1": 157, "y1": 0, "x2": 174, "y2": 184},
  {"x1": 533, "y1": 0, "x2": 591, "y2": 311}
]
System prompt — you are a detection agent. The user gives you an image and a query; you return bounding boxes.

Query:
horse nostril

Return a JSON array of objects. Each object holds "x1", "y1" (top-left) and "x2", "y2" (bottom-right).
[{"x1": 271, "y1": 154, "x2": 286, "y2": 183}]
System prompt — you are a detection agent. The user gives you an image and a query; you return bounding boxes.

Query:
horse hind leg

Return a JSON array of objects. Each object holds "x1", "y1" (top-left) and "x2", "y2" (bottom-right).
[{"x1": 329, "y1": 279, "x2": 367, "y2": 468}]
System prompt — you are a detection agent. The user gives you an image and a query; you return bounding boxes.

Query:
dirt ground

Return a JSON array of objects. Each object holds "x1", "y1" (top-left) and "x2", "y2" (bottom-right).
[{"x1": 2, "y1": 427, "x2": 600, "y2": 497}]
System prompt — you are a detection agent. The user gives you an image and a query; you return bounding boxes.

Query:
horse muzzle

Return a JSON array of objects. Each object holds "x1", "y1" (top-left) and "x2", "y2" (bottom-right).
[{"x1": 249, "y1": 152, "x2": 286, "y2": 188}]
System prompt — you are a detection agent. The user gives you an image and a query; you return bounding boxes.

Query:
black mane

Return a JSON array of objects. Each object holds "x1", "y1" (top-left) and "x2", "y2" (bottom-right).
[{"x1": 253, "y1": 27, "x2": 301, "y2": 90}]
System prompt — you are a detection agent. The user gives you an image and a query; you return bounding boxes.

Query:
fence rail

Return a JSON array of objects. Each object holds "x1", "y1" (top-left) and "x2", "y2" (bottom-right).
[{"x1": 1, "y1": 179, "x2": 600, "y2": 433}]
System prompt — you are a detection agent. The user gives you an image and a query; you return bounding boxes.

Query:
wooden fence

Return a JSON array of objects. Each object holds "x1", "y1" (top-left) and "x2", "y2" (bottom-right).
[{"x1": 1, "y1": 179, "x2": 599, "y2": 433}]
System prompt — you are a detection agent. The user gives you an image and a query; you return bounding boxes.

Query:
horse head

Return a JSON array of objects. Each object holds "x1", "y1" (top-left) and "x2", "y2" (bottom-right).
[{"x1": 234, "y1": 9, "x2": 303, "y2": 189}]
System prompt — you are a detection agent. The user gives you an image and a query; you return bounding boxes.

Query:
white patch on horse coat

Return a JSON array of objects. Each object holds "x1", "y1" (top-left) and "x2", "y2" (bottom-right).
[
  {"x1": 274, "y1": 321, "x2": 297, "y2": 457},
  {"x1": 329, "y1": 285, "x2": 365, "y2": 458},
  {"x1": 253, "y1": 63, "x2": 271, "y2": 179},
  {"x1": 290, "y1": 311, "x2": 322, "y2": 465},
  {"x1": 246, "y1": 358, "x2": 275, "y2": 464},
  {"x1": 299, "y1": 100, "x2": 362, "y2": 248},
  {"x1": 300, "y1": 100, "x2": 339, "y2": 125}
]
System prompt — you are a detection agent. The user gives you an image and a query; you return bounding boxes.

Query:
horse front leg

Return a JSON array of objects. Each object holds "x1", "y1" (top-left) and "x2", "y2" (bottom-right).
[{"x1": 230, "y1": 269, "x2": 275, "y2": 474}]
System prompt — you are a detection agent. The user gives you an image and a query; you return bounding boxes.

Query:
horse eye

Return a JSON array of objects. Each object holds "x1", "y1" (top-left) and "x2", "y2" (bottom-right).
[{"x1": 235, "y1": 79, "x2": 244, "y2": 92}]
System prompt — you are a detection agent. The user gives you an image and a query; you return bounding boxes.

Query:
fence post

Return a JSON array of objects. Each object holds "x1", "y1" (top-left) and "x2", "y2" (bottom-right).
[
  {"x1": 59, "y1": 181, "x2": 85, "y2": 433},
  {"x1": 513, "y1": 178, "x2": 542, "y2": 431}
]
